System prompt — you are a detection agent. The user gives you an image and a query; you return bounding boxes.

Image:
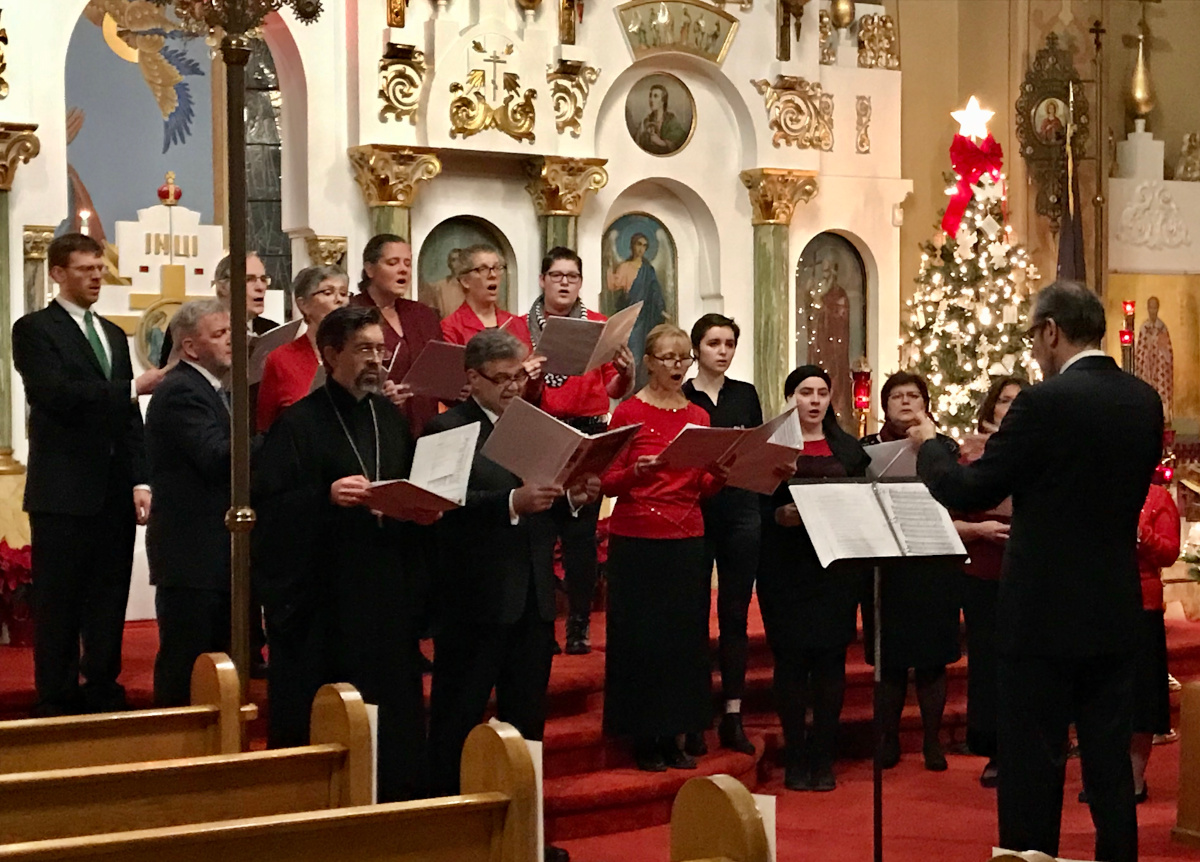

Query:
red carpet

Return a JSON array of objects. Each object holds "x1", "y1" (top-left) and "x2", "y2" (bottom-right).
[{"x1": 3, "y1": 604, "x2": 1200, "y2": 862}]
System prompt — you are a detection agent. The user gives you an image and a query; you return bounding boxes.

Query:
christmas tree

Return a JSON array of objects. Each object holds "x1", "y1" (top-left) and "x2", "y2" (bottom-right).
[{"x1": 901, "y1": 97, "x2": 1040, "y2": 438}]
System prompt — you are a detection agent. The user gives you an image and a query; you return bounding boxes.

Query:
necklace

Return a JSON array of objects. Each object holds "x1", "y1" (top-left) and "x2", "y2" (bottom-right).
[{"x1": 326, "y1": 386, "x2": 381, "y2": 483}]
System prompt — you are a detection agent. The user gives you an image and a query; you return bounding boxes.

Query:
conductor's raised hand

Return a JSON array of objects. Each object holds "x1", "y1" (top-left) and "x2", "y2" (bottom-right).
[
  {"x1": 513, "y1": 482, "x2": 563, "y2": 515},
  {"x1": 634, "y1": 455, "x2": 662, "y2": 477},
  {"x1": 330, "y1": 475, "x2": 372, "y2": 508},
  {"x1": 382, "y1": 381, "x2": 413, "y2": 409},
  {"x1": 907, "y1": 412, "x2": 937, "y2": 446},
  {"x1": 567, "y1": 473, "x2": 602, "y2": 508}
]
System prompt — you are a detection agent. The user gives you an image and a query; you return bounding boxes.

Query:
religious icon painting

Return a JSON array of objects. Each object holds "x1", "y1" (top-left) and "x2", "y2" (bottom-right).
[
  {"x1": 416, "y1": 216, "x2": 514, "y2": 319},
  {"x1": 601, "y1": 212, "x2": 677, "y2": 390},
  {"x1": 625, "y1": 73, "x2": 696, "y2": 156},
  {"x1": 1033, "y1": 97, "x2": 1067, "y2": 145},
  {"x1": 795, "y1": 232, "x2": 867, "y2": 431}
]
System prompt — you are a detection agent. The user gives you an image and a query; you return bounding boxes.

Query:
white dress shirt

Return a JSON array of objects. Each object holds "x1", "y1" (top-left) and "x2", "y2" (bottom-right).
[
  {"x1": 55, "y1": 296, "x2": 140, "y2": 402},
  {"x1": 1059, "y1": 348, "x2": 1108, "y2": 374}
]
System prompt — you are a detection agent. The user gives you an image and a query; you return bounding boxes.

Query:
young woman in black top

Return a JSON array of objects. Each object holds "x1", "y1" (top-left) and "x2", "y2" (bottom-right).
[
  {"x1": 760, "y1": 365, "x2": 870, "y2": 791},
  {"x1": 683, "y1": 314, "x2": 763, "y2": 754}
]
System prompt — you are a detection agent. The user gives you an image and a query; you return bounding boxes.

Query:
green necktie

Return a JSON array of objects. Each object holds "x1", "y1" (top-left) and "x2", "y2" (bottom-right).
[{"x1": 84, "y1": 310, "x2": 112, "y2": 379}]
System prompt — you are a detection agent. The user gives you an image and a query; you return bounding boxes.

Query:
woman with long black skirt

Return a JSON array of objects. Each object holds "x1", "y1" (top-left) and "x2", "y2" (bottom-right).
[{"x1": 760, "y1": 365, "x2": 870, "y2": 791}]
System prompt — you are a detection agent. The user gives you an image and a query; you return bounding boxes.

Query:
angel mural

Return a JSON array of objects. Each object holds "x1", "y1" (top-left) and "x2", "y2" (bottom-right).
[{"x1": 602, "y1": 214, "x2": 676, "y2": 391}]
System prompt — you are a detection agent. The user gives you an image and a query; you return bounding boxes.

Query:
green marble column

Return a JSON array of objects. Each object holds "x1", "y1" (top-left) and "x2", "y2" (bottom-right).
[
  {"x1": 539, "y1": 214, "x2": 577, "y2": 257},
  {"x1": 370, "y1": 205, "x2": 410, "y2": 242},
  {"x1": 348, "y1": 145, "x2": 440, "y2": 244},
  {"x1": 525, "y1": 157, "x2": 607, "y2": 257},
  {"x1": 739, "y1": 168, "x2": 819, "y2": 419}
]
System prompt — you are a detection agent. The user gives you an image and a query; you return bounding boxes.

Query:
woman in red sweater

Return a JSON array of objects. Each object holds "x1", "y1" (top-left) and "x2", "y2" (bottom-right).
[
  {"x1": 601, "y1": 323, "x2": 725, "y2": 771},
  {"x1": 440, "y1": 244, "x2": 532, "y2": 347},
  {"x1": 256, "y1": 265, "x2": 349, "y2": 432},
  {"x1": 1132, "y1": 477, "x2": 1180, "y2": 801}
]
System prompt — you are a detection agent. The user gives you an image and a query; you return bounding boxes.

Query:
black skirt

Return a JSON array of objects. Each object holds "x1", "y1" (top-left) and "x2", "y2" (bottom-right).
[
  {"x1": 862, "y1": 558, "x2": 962, "y2": 670},
  {"x1": 603, "y1": 535, "x2": 712, "y2": 738},
  {"x1": 1133, "y1": 608, "x2": 1171, "y2": 735}
]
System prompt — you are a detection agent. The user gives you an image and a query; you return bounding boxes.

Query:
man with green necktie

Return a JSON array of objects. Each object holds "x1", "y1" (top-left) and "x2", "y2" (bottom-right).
[{"x1": 12, "y1": 233, "x2": 165, "y2": 716}]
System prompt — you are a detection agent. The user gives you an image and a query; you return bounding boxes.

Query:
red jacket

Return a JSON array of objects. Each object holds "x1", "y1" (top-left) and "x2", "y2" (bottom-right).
[
  {"x1": 440, "y1": 303, "x2": 532, "y2": 348},
  {"x1": 1138, "y1": 483, "x2": 1180, "y2": 610},
  {"x1": 256, "y1": 334, "x2": 318, "y2": 432}
]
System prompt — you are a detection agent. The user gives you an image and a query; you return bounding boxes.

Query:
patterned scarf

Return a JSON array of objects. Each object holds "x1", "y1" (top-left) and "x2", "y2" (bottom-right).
[{"x1": 528, "y1": 294, "x2": 587, "y2": 388}]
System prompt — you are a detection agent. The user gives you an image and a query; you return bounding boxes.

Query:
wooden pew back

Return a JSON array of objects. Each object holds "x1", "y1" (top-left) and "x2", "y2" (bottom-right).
[
  {"x1": 1175, "y1": 681, "x2": 1200, "y2": 847},
  {"x1": 0, "y1": 653, "x2": 246, "y2": 774},
  {"x1": 0, "y1": 722, "x2": 537, "y2": 862},
  {"x1": 669, "y1": 774, "x2": 770, "y2": 862},
  {"x1": 0, "y1": 683, "x2": 370, "y2": 845}
]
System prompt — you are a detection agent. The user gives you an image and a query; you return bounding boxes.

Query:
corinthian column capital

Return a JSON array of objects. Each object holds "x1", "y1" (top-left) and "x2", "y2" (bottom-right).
[
  {"x1": 0, "y1": 123, "x2": 40, "y2": 192},
  {"x1": 739, "y1": 168, "x2": 819, "y2": 226},
  {"x1": 524, "y1": 156, "x2": 609, "y2": 217},
  {"x1": 347, "y1": 144, "x2": 441, "y2": 208}
]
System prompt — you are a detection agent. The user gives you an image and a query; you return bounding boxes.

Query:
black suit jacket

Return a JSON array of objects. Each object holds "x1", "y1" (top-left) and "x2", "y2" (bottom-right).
[
  {"x1": 424, "y1": 400, "x2": 557, "y2": 626},
  {"x1": 145, "y1": 362, "x2": 232, "y2": 591},
  {"x1": 157, "y1": 314, "x2": 278, "y2": 369},
  {"x1": 917, "y1": 355, "x2": 1163, "y2": 658},
  {"x1": 13, "y1": 301, "x2": 146, "y2": 516}
]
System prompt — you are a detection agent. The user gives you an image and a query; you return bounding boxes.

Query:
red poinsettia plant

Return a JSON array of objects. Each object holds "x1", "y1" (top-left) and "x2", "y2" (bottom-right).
[{"x1": 0, "y1": 539, "x2": 33, "y2": 642}]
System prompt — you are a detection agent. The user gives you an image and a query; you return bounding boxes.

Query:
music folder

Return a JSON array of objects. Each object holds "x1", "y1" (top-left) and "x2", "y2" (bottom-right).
[
  {"x1": 365, "y1": 421, "x2": 480, "y2": 516},
  {"x1": 534, "y1": 301, "x2": 644, "y2": 377},
  {"x1": 401, "y1": 340, "x2": 468, "y2": 402},
  {"x1": 248, "y1": 318, "x2": 304, "y2": 385},
  {"x1": 788, "y1": 478, "x2": 966, "y2": 569}
]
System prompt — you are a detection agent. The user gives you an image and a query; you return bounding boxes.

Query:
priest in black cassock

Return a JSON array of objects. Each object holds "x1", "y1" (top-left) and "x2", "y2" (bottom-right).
[{"x1": 252, "y1": 305, "x2": 441, "y2": 802}]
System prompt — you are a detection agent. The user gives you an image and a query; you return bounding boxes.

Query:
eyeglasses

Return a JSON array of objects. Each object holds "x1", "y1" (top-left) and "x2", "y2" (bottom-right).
[
  {"x1": 651, "y1": 354, "x2": 693, "y2": 367},
  {"x1": 1023, "y1": 319, "x2": 1048, "y2": 342},
  {"x1": 218, "y1": 275, "x2": 272, "y2": 286},
  {"x1": 353, "y1": 344, "x2": 388, "y2": 358},
  {"x1": 466, "y1": 264, "x2": 507, "y2": 277},
  {"x1": 477, "y1": 368, "x2": 530, "y2": 389},
  {"x1": 544, "y1": 271, "x2": 582, "y2": 284},
  {"x1": 310, "y1": 287, "x2": 349, "y2": 300}
]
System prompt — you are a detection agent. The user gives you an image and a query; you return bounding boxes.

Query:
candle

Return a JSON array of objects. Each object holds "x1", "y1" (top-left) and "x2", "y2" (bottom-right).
[{"x1": 79, "y1": 209, "x2": 91, "y2": 237}]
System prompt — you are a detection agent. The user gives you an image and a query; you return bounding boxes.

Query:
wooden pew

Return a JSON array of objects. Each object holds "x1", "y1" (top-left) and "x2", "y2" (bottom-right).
[
  {"x1": 1174, "y1": 681, "x2": 1200, "y2": 847},
  {"x1": 669, "y1": 774, "x2": 770, "y2": 862},
  {"x1": 0, "y1": 721, "x2": 537, "y2": 862},
  {"x1": 0, "y1": 653, "x2": 254, "y2": 774},
  {"x1": 0, "y1": 683, "x2": 369, "y2": 845}
]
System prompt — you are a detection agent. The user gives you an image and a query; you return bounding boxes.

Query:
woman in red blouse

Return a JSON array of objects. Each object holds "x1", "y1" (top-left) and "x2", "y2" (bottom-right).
[
  {"x1": 601, "y1": 323, "x2": 725, "y2": 772},
  {"x1": 440, "y1": 244, "x2": 532, "y2": 347},
  {"x1": 256, "y1": 265, "x2": 349, "y2": 432},
  {"x1": 349, "y1": 234, "x2": 443, "y2": 435}
]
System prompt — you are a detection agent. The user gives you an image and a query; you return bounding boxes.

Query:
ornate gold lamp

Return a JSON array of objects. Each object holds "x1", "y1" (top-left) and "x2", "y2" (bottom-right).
[{"x1": 149, "y1": 0, "x2": 323, "y2": 697}]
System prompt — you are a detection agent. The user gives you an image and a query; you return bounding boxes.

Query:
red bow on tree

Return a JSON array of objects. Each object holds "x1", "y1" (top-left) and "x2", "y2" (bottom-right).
[{"x1": 941, "y1": 133, "x2": 1005, "y2": 235}]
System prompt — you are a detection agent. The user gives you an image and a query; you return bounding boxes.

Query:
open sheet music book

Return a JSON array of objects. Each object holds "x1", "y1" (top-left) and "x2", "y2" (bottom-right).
[
  {"x1": 248, "y1": 319, "x2": 304, "y2": 385},
  {"x1": 655, "y1": 408, "x2": 802, "y2": 494},
  {"x1": 534, "y1": 301, "x2": 644, "y2": 378},
  {"x1": 401, "y1": 341, "x2": 469, "y2": 402},
  {"x1": 788, "y1": 479, "x2": 966, "y2": 569},
  {"x1": 365, "y1": 421, "x2": 480, "y2": 515}
]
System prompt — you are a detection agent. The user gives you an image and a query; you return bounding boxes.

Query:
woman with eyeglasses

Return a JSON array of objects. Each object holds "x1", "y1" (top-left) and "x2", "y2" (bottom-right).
[
  {"x1": 682, "y1": 314, "x2": 762, "y2": 755},
  {"x1": 859, "y1": 371, "x2": 962, "y2": 772},
  {"x1": 761, "y1": 366, "x2": 871, "y2": 791},
  {"x1": 440, "y1": 244, "x2": 532, "y2": 347},
  {"x1": 256, "y1": 266, "x2": 350, "y2": 432},
  {"x1": 601, "y1": 324, "x2": 727, "y2": 772},
  {"x1": 349, "y1": 234, "x2": 443, "y2": 435}
]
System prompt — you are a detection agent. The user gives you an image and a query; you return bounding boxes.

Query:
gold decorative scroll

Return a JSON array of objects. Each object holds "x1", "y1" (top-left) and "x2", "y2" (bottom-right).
[
  {"x1": 855, "y1": 96, "x2": 871, "y2": 154},
  {"x1": 750, "y1": 76, "x2": 833, "y2": 151},
  {"x1": 560, "y1": 0, "x2": 577, "y2": 45},
  {"x1": 857, "y1": 14, "x2": 899, "y2": 70},
  {"x1": 305, "y1": 235, "x2": 348, "y2": 267},
  {"x1": 819, "y1": 10, "x2": 835, "y2": 65},
  {"x1": 740, "y1": 168, "x2": 819, "y2": 226},
  {"x1": 23, "y1": 225, "x2": 54, "y2": 260},
  {"x1": 524, "y1": 156, "x2": 608, "y2": 216},
  {"x1": 616, "y1": 0, "x2": 739, "y2": 66},
  {"x1": 0, "y1": 123, "x2": 40, "y2": 191},
  {"x1": 386, "y1": 0, "x2": 407, "y2": 27},
  {"x1": 347, "y1": 145, "x2": 442, "y2": 208},
  {"x1": 379, "y1": 44, "x2": 427, "y2": 125},
  {"x1": 0, "y1": 12, "x2": 9, "y2": 100},
  {"x1": 449, "y1": 70, "x2": 537, "y2": 143},
  {"x1": 546, "y1": 60, "x2": 600, "y2": 138}
]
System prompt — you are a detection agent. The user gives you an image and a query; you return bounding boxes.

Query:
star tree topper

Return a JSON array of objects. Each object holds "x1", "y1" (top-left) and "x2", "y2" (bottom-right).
[{"x1": 951, "y1": 96, "x2": 994, "y2": 141}]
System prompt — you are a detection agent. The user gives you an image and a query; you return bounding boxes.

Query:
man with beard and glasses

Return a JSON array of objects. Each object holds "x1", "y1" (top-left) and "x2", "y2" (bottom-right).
[{"x1": 252, "y1": 305, "x2": 443, "y2": 802}]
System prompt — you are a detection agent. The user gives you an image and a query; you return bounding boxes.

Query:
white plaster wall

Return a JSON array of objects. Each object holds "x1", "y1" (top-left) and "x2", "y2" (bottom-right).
[{"x1": 1109, "y1": 178, "x2": 1200, "y2": 274}]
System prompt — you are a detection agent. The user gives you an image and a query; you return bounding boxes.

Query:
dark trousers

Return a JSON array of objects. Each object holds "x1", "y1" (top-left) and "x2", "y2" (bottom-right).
[
  {"x1": 997, "y1": 653, "x2": 1138, "y2": 862},
  {"x1": 774, "y1": 646, "x2": 847, "y2": 772},
  {"x1": 550, "y1": 496, "x2": 602, "y2": 617},
  {"x1": 428, "y1": 602, "x2": 555, "y2": 796},
  {"x1": 153, "y1": 587, "x2": 231, "y2": 707},
  {"x1": 961, "y1": 574, "x2": 999, "y2": 757},
  {"x1": 28, "y1": 496, "x2": 135, "y2": 716},
  {"x1": 703, "y1": 493, "x2": 760, "y2": 702}
]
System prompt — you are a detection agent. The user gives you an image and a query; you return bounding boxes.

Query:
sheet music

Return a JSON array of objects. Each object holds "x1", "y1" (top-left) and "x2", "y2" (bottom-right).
[
  {"x1": 248, "y1": 319, "x2": 304, "y2": 385},
  {"x1": 481, "y1": 398, "x2": 587, "y2": 485},
  {"x1": 767, "y1": 410, "x2": 803, "y2": 450},
  {"x1": 401, "y1": 341, "x2": 468, "y2": 402},
  {"x1": 725, "y1": 442, "x2": 801, "y2": 495},
  {"x1": 875, "y1": 483, "x2": 967, "y2": 557},
  {"x1": 864, "y1": 440, "x2": 917, "y2": 479},
  {"x1": 555, "y1": 423, "x2": 641, "y2": 488},
  {"x1": 409, "y1": 421, "x2": 480, "y2": 505},
  {"x1": 535, "y1": 317, "x2": 605, "y2": 377},
  {"x1": 584, "y1": 301, "x2": 644, "y2": 374},
  {"x1": 657, "y1": 425, "x2": 747, "y2": 469},
  {"x1": 788, "y1": 484, "x2": 903, "y2": 569}
]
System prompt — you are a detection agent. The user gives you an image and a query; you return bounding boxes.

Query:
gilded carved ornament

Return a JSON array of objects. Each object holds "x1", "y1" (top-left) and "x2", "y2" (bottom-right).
[
  {"x1": 546, "y1": 60, "x2": 600, "y2": 138},
  {"x1": 347, "y1": 145, "x2": 442, "y2": 208},
  {"x1": 450, "y1": 41, "x2": 537, "y2": 143},
  {"x1": 0, "y1": 123, "x2": 40, "y2": 192},
  {"x1": 855, "y1": 96, "x2": 871, "y2": 154},
  {"x1": 524, "y1": 157, "x2": 608, "y2": 217},
  {"x1": 739, "y1": 168, "x2": 819, "y2": 226},
  {"x1": 305, "y1": 235, "x2": 348, "y2": 267},
  {"x1": 0, "y1": 11, "x2": 9, "y2": 100},
  {"x1": 379, "y1": 44, "x2": 427, "y2": 125},
  {"x1": 387, "y1": 0, "x2": 407, "y2": 27},
  {"x1": 818, "y1": 10, "x2": 835, "y2": 65},
  {"x1": 857, "y1": 14, "x2": 899, "y2": 70},
  {"x1": 23, "y1": 225, "x2": 55, "y2": 261},
  {"x1": 751, "y1": 76, "x2": 833, "y2": 151}
]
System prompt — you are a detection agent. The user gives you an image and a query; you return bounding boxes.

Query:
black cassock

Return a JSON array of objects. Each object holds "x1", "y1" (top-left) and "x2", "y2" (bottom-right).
[{"x1": 252, "y1": 378, "x2": 430, "y2": 802}]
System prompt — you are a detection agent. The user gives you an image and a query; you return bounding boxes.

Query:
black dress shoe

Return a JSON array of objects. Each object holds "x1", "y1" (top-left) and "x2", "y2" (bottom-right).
[
  {"x1": 979, "y1": 759, "x2": 998, "y2": 788},
  {"x1": 634, "y1": 740, "x2": 667, "y2": 772},
  {"x1": 809, "y1": 765, "x2": 837, "y2": 792},
  {"x1": 879, "y1": 737, "x2": 901, "y2": 769},
  {"x1": 564, "y1": 613, "x2": 591, "y2": 655},
  {"x1": 923, "y1": 744, "x2": 948, "y2": 772},
  {"x1": 718, "y1": 713, "x2": 756, "y2": 754},
  {"x1": 661, "y1": 739, "x2": 697, "y2": 770},
  {"x1": 545, "y1": 844, "x2": 570, "y2": 862},
  {"x1": 784, "y1": 762, "x2": 810, "y2": 791},
  {"x1": 683, "y1": 731, "x2": 708, "y2": 757}
]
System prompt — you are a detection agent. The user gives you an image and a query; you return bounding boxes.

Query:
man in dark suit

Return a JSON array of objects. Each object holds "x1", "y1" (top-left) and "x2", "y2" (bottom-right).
[
  {"x1": 12, "y1": 233, "x2": 165, "y2": 716},
  {"x1": 909, "y1": 281, "x2": 1162, "y2": 862},
  {"x1": 426, "y1": 329, "x2": 599, "y2": 858},
  {"x1": 145, "y1": 299, "x2": 233, "y2": 706}
]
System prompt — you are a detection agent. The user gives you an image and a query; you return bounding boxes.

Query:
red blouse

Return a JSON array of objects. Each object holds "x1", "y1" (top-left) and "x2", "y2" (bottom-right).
[
  {"x1": 441, "y1": 302, "x2": 532, "y2": 348},
  {"x1": 1139, "y1": 483, "x2": 1180, "y2": 610},
  {"x1": 257, "y1": 334, "x2": 319, "y2": 432},
  {"x1": 602, "y1": 397, "x2": 722, "y2": 540},
  {"x1": 530, "y1": 309, "x2": 621, "y2": 420}
]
